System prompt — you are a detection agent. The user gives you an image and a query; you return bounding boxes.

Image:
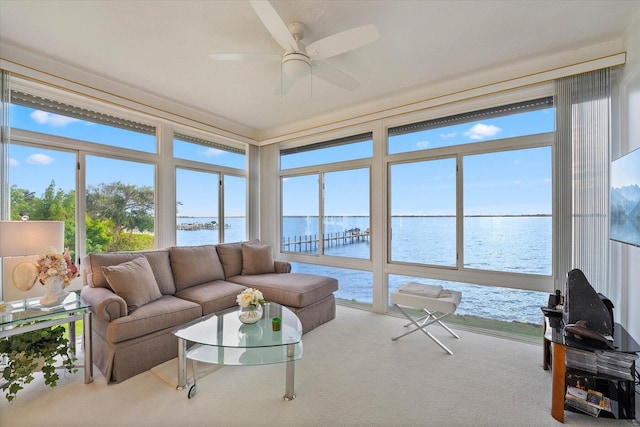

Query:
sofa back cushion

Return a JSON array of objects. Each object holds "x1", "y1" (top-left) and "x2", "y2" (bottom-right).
[
  {"x1": 215, "y1": 239, "x2": 259, "y2": 278},
  {"x1": 83, "y1": 249, "x2": 176, "y2": 295},
  {"x1": 170, "y1": 245, "x2": 225, "y2": 291}
]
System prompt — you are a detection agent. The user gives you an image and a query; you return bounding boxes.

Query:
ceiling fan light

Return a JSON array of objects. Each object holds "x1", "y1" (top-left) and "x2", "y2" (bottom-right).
[{"x1": 282, "y1": 53, "x2": 311, "y2": 78}]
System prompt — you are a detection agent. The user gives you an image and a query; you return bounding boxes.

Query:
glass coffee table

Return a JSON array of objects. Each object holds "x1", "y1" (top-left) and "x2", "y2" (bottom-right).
[{"x1": 172, "y1": 302, "x2": 303, "y2": 400}]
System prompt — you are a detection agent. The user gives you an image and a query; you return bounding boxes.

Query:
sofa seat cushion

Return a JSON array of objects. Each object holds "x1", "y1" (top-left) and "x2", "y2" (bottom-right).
[
  {"x1": 83, "y1": 250, "x2": 176, "y2": 295},
  {"x1": 170, "y1": 245, "x2": 226, "y2": 292},
  {"x1": 104, "y1": 295, "x2": 201, "y2": 344},
  {"x1": 227, "y1": 273, "x2": 338, "y2": 308},
  {"x1": 175, "y1": 280, "x2": 246, "y2": 316}
]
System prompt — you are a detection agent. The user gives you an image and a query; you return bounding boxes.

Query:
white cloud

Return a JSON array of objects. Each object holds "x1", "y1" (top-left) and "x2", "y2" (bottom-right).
[
  {"x1": 9, "y1": 157, "x2": 19, "y2": 166},
  {"x1": 202, "y1": 147, "x2": 223, "y2": 157},
  {"x1": 440, "y1": 132, "x2": 457, "y2": 138},
  {"x1": 416, "y1": 140, "x2": 430, "y2": 149},
  {"x1": 463, "y1": 123, "x2": 501, "y2": 140},
  {"x1": 26, "y1": 153, "x2": 55, "y2": 165},
  {"x1": 30, "y1": 110, "x2": 81, "y2": 127}
]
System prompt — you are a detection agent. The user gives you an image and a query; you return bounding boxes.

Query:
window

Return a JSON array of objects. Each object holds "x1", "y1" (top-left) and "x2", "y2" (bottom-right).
[
  {"x1": 280, "y1": 138, "x2": 372, "y2": 259},
  {"x1": 176, "y1": 168, "x2": 219, "y2": 246},
  {"x1": 173, "y1": 133, "x2": 247, "y2": 245},
  {"x1": 7, "y1": 144, "x2": 77, "y2": 256},
  {"x1": 388, "y1": 98, "x2": 554, "y2": 154},
  {"x1": 85, "y1": 156, "x2": 155, "y2": 252},
  {"x1": 9, "y1": 85, "x2": 159, "y2": 258},
  {"x1": 389, "y1": 158, "x2": 456, "y2": 266},
  {"x1": 223, "y1": 175, "x2": 247, "y2": 242},
  {"x1": 463, "y1": 147, "x2": 552, "y2": 275},
  {"x1": 280, "y1": 132, "x2": 372, "y2": 169},
  {"x1": 281, "y1": 174, "x2": 320, "y2": 254},
  {"x1": 387, "y1": 97, "x2": 554, "y2": 298},
  {"x1": 323, "y1": 168, "x2": 370, "y2": 259},
  {"x1": 280, "y1": 132, "x2": 373, "y2": 305},
  {"x1": 173, "y1": 133, "x2": 245, "y2": 169},
  {"x1": 11, "y1": 92, "x2": 156, "y2": 153}
]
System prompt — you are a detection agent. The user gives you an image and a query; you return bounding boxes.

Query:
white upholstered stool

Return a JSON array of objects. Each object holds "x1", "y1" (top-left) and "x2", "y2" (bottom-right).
[{"x1": 390, "y1": 282, "x2": 462, "y2": 355}]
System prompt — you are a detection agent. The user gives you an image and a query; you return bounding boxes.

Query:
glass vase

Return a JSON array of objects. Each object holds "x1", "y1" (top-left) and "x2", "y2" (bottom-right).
[{"x1": 238, "y1": 304, "x2": 263, "y2": 324}]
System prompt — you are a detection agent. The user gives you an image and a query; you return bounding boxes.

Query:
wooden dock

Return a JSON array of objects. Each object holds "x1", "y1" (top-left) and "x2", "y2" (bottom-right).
[
  {"x1": 177, "y1": 221, "x2": 230, "y2": 230},
  {"x1": 282, "y1": 228, "x2": 370, "y2": 252}
]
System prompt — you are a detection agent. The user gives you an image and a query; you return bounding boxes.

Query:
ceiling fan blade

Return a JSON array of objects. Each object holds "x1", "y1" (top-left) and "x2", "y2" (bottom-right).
[
  {"x1": 275, "y1": 73, "x2": 296, "y2": 96},
  {"x1": 305, "y1": 24, "x2": 379, "y2": 60},
  {"x1": 249, "y1": 0, "x2": 299, "y2": 52},
  {"x1": 209, "y1": 53, "x2": 281, "y2": 61},
  {"x1": 312, "y1": 61, "x2": 360, "y2": 91}
]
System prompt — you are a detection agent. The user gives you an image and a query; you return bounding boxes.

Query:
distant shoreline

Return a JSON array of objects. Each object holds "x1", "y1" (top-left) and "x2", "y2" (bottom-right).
[{"x1": 177, "y1": 214, "x2": 552, "y2": 218}]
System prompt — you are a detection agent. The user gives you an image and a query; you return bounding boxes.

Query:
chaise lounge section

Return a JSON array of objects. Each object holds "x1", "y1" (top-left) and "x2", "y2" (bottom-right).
[{"x1": 80, "y1": 241, "x2": 338, "y2": 383}]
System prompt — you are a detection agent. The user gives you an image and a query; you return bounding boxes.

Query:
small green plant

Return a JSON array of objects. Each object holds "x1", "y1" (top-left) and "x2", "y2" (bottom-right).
[{"x1": 0, "y1": 325, "x2": 77, "y2": 402}]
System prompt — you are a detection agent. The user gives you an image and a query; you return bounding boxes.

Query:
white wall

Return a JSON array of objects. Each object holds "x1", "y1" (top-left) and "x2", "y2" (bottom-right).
[{"x1": 612, "y1": 7, "x2": 640, "y2": 339}]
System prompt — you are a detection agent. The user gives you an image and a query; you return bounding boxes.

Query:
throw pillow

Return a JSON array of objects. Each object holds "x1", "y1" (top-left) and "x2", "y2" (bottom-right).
[
  {"x1": 101, "y1": 257, "x2": 162, "y2": 312},
  {"x1": 216, "y1": 239, "x2": 260, "y2": 278},
  {"x1": 241, "y1": 243, "x2": 275, "y2": 275}
]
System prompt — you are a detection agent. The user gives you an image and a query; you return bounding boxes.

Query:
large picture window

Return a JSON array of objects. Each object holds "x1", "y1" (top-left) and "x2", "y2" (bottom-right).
[
  {"x1": 174, "y1": 133, "x2": 247, "y2": 245},
  {"x1": 387, "y1": 98, "x2": 554, "y2": 297}
]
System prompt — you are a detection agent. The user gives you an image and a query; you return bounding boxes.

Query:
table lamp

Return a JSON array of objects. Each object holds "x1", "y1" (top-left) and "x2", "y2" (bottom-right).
[{"x1": 0, "y1": 220, "x2": 65, "y2": 301}]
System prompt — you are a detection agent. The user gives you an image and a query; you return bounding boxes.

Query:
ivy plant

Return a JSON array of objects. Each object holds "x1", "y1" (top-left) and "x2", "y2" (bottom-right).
[{"x1": 0, "y1": 325, "x2": 77, "y2": 402}]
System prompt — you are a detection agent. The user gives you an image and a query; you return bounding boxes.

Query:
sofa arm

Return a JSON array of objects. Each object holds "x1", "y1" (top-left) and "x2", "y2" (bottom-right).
[
  {"x1": 274, "y1": 261, "x2": 291, "y2": 273},
  {"x1": 80, "y1": 286, "x2": 127, "y2": 322}
]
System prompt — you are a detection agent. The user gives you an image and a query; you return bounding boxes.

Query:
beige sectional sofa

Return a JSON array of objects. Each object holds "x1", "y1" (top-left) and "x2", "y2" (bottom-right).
[{"x1": 80, "y1": 241, "x2": 338, "y2": 383}]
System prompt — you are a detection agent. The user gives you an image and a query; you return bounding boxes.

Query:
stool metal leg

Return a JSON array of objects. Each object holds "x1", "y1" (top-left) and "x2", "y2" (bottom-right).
[{"x1": 392, "y1": 304, "x2": 456, "y2": 355}]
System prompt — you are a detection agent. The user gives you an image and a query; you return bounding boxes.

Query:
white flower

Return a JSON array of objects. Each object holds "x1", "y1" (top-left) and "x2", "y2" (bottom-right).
[{"x1": 236, "y1": 288, "x2": 265, "y2": 308}]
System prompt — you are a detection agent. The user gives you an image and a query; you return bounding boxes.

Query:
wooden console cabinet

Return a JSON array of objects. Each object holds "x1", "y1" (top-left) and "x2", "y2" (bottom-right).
[{"x1": 544, "y1": 320, "x2": 638, "y2": 423}]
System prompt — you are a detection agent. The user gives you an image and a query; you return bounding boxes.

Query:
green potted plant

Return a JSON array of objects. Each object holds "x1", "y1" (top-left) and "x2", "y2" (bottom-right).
[{"x1": 0, "y1": 325, "x2": 77, "y2": 402}]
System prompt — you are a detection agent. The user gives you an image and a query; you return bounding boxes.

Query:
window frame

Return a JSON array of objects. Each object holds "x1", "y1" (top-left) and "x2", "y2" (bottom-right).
[
  {"x1": 173, "y1": 130, "x2": 248, "y2": 244},
  {"x1": 278, "y1": 131, "x2": 374, "y2": 268},
  {"x1": 386, "y1": 131, "x2": 554, "y2": 293}
]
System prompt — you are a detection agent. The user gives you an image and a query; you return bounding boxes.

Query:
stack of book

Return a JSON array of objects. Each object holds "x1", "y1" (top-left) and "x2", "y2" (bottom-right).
[
  {"x1": 595, "y1": 350, "x2": 638, "y2": 380},
  {"x1": 566, "y1": 347, "x2": 597, "y2": 373},
  {"x1": 565, "y1": 386, "x2": 611, "y2": 417},
  {"x1": 564, "y1": 346, "x2": 639, "y2": 418}
]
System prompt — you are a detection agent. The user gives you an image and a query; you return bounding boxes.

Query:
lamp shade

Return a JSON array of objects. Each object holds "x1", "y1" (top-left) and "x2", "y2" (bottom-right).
[{"x1": 0, "y1": 221, "x2": 65, "y2": 257}]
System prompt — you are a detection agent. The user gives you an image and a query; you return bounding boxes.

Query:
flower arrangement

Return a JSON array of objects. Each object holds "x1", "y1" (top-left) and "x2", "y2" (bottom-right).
[
  {"x1": 236, "y1": 288, "x2": 265, "y2": 308},
  {"x1": 35, "y1": 248, "x2": 79, "y2": 287}
]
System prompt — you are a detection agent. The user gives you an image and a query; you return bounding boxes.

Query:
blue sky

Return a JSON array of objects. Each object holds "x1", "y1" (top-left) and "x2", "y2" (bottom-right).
[{"x1": 9, "y1": 105, "x2": 554, "y2": 217}]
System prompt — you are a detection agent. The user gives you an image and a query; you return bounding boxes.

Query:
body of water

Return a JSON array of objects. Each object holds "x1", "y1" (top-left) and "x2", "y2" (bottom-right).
[{"x1": 177, "y1": 216, "x2": 551, "y2": 325}]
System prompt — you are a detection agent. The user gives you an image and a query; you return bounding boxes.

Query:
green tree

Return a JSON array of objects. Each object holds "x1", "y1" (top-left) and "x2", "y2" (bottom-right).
[
  {"x1": 85, "y1": 215, "x2": 113, "y2": 253},
  {"x1": 86, "y1": 181, "x2": 154, "y2": 251},
  {"x1": 11, "y1": 182, "x2": 76, "y2": 255},
  {"x1": 9, "y1": 185, "x2": 36, "y2": 220}
]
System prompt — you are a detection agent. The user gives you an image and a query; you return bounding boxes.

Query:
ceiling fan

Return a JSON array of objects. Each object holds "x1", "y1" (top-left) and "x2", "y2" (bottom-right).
[{"x1": 210, "y1": 0, "x2": 380, "y2": 92}]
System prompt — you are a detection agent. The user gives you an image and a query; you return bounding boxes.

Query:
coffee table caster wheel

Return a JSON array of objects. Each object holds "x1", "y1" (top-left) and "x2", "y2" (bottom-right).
[{"x1": 188, "y1": 384, "x2": 197, "y2": 399}]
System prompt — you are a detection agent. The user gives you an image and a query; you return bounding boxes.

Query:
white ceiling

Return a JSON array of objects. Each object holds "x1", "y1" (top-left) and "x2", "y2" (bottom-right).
[{"x1": 1, "y1": 0, "x2": 639, "y2": 141}]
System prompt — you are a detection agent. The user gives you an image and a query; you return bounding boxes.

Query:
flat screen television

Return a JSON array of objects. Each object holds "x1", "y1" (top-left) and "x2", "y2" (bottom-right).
[{"x1": 610, "y1": 147, "x2": 640, "y2": 247}]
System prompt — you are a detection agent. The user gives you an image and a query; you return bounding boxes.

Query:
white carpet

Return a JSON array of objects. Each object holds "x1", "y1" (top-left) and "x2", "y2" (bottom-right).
[
  {"x1": 149, "y1": 357, "x2": 222, "y2": 389},
  {"x1": 1, "y1": 305, "x2": 638, "y2": 427}
]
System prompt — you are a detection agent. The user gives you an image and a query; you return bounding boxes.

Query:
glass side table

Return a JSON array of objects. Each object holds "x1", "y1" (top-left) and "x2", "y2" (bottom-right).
[{"x1": 0, "y1": 292, "x2": 93, "y2": 384}]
